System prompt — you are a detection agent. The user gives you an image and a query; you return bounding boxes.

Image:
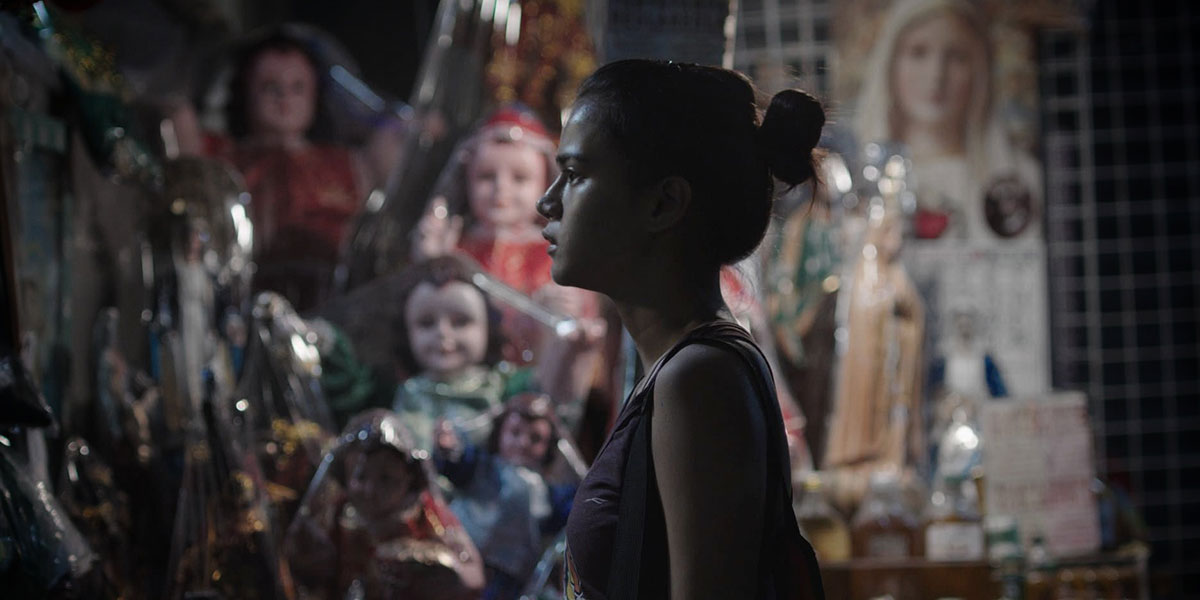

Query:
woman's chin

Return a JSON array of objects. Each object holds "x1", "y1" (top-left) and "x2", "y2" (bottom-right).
[{"x1": 549, "y1": 261, "x2": 569, "y2": 286}]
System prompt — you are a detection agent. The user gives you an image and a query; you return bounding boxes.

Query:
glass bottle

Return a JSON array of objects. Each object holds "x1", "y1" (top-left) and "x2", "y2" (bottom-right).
[
  {"x1": 924, "y1": 474, "x2": 985, "y2": 562},
  {"x1": 850, "y1": 469, "x2": 919, "y2": 559},
  {"x1": 793, "y1": 472, "x2": 852, "y2": 562},
  {"x1": 986, "y1": 515, "x2": 1025, "y2": 600}
]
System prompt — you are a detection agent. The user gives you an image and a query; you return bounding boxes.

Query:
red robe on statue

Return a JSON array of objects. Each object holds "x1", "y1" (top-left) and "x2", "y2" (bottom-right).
[
  {"x1": 215, "y1": 137, "x2": 363, "y2": 312},
  {"x1": 457, "y1": 234, "x2": 555, "y2": 364}
]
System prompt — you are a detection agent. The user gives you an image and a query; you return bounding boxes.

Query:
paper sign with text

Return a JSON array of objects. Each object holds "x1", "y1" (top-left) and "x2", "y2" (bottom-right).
[{"x1": 981, "y1": 392, "x2": 1100, "y2": 557}]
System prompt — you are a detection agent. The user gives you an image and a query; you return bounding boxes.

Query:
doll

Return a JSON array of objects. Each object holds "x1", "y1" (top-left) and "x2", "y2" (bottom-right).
[
  {"x1": 391, "y1": 255, "x2": 541, "y2": 453},
  {"x1": 425, "y1": 105, "x2": 558, "y2": 296},
  {"x1": 214, "y1": 29, "x2": 367, "y2": 312},
  {"x1": 434, "y1": 392, "x2": 578, "y2": 600},
  {"x1": 283, "y1": 409, "x2": 485, "y2": 600}
]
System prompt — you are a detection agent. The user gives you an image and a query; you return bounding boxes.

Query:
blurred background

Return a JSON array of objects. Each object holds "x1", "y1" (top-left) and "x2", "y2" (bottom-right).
[{"x1": 0, "y1": 0, "x2": 1196, "y2": 598}]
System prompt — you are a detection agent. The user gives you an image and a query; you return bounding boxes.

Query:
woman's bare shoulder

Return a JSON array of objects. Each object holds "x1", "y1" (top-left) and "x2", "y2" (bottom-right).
[{"x1": 652, "y1": 343, "x2": 766, "y2": 447}]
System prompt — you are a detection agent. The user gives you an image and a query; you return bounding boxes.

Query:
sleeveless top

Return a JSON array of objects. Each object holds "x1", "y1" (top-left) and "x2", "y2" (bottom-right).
[{"x1": 564, "y1": 320, "x2": 797, "y2": 600}]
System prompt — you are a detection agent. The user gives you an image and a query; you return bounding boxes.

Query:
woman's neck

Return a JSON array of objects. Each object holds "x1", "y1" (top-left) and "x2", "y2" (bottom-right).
[{"x1": 612, "y1": 270, "x2": 729, "y2": 371}]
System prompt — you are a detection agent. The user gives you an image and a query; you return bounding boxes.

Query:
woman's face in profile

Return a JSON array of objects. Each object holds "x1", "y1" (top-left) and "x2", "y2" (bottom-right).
[
  {"x1": 539, "y1": 102, "x2": 646, "y2": 292},
  {"x1": 891, "y1": 13, "x2": 980, "y2": 135}
]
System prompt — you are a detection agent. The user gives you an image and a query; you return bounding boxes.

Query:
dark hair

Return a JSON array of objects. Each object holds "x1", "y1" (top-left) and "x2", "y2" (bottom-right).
[
  {"x1": 575, "y1": 59, "x2": 825, "y2": 267},
  {"x1": 392, "y1": 254, "x2": 506, "y2": 374},
  {"x1": 485, "y1": 392, "x2": 561, "y2": 469},
  {"x1": 225, "y1": 29, "x2": 332, "y2": 141}
]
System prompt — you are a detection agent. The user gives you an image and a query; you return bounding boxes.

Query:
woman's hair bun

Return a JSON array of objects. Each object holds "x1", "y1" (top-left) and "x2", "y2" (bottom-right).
[{"x1": 757, "y1": 89, "x2": 825, "y2": 186}]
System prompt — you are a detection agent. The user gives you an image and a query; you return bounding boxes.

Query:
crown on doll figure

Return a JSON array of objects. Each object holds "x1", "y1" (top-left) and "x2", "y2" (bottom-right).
[{"x1": 480, "y1": 104, "x2": 552, "y2": 143}]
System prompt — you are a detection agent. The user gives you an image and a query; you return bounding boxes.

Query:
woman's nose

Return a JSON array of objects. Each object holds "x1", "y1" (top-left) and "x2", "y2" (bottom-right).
[{"x1": 537, "y1": 181, "x2": 561, "y2": 219}]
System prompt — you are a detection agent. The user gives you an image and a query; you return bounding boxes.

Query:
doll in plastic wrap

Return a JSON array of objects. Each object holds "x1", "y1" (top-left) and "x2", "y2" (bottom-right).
[
  {"x1": 823, "y1": 201, "x2": 926, "y2": 511},
  {"x1": 413, "y1": 106, "x2": 557, "y2": 296},
  {"x1": 214, "y1": 29, "x2": 366, "y2": 312},
  {"x1": 391, "y1": 255, "x2": 540, "y2": 453},
  {"x1": 0, "y1": 357, "x2": 102, "y2": 598},
  {"x1": 435, "y1": 392, "x2": 578, "y2": 600},
  {"x1": 413, "y1": 106, "x2": 604, "y2": 377},
  {"x1": 284, "y1": 409, "x2": 484, "y2": 600}
]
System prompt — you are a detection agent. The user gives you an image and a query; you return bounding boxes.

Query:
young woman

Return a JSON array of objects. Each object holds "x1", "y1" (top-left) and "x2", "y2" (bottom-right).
[{"x1": 537, "y1": 59, "x2": 826, "y2": 600}]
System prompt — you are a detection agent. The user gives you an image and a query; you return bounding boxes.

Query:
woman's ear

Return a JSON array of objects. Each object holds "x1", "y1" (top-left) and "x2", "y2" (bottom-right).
[{"x1": 646, "y1": 176, "x2": 692, "y2": 233}]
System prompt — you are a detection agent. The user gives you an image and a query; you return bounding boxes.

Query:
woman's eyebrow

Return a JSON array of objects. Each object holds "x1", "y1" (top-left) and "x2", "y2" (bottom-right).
[{"x1": 555, "y1": 152, "x2": 587, "y2": 166}]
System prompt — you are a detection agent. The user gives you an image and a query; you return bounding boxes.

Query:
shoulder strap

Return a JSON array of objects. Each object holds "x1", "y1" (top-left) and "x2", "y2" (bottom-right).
[
  {"x1": 605, "y1": 329, "x2": 695, "y2": 600},
  {"x1": 607, "y1": 321, "x2": 824, "y2": 600},
  {"x1": 692, "y1": 329, "x2": 825, "y2": 600}
]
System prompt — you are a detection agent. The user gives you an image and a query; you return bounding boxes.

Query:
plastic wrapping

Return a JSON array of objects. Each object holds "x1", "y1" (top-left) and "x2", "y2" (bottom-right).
[
  {"x1": 164, "y1": 397, "x2": 295, "y2": 600},
  {"x1": 226, "y1": 292, "x2": 337, "y2": 533},
  {"x1": 0, "y1": 436, "x2": 99, "y2": 598},
  {"x1": 0, "y1": 356, "x2": 55, "y2": 428},
  {"x1": 56, "y1": 437, "x2": 134, "y2": 598}
]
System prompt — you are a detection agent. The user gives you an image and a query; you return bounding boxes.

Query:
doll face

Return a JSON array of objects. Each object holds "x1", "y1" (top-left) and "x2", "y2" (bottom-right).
[
  {"x1": 467, "y1": 139, "x2": 547, "y2": 234},
  {"x1": 404, "y1": 281, "x2": 489, "y2": 381},
  {"x1": 347, "y1": 449, "x2": 418, "y2": 521},
  {"x1": 247, "y1": 49, "x2": 317, "y2": 139},
  {"x1": 891, "y1": 13, "x2": 980, "y2": 136},
  {"x1": 497, "y1": 412, "x2": 553, "y2": 470}
]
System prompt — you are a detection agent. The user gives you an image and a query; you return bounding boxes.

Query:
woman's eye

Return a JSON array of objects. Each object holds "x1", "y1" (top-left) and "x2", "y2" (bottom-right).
[{"x1": 564, "y1": 169, "x2": 582, "y2": 184}]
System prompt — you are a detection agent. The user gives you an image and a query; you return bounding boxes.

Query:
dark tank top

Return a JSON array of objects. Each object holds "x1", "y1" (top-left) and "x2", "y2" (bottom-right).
[{"x1": 563, "y1": 320, "x2": 772, "y2": 600}]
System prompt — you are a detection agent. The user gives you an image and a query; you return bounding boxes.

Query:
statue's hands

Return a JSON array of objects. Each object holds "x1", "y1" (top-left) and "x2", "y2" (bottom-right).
[
  {"x1": 411, "y1": 196, "x2": 463, "y2": 260},
  {"x1": 532, "y1": 282, "x2": 589, "y2": 319},
  {"x1": 434, "y1": 418, "x2": 462, "y2": 460},
  {"x1": 533, "y1": 283, "x2": 606, "y2": 347}
]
